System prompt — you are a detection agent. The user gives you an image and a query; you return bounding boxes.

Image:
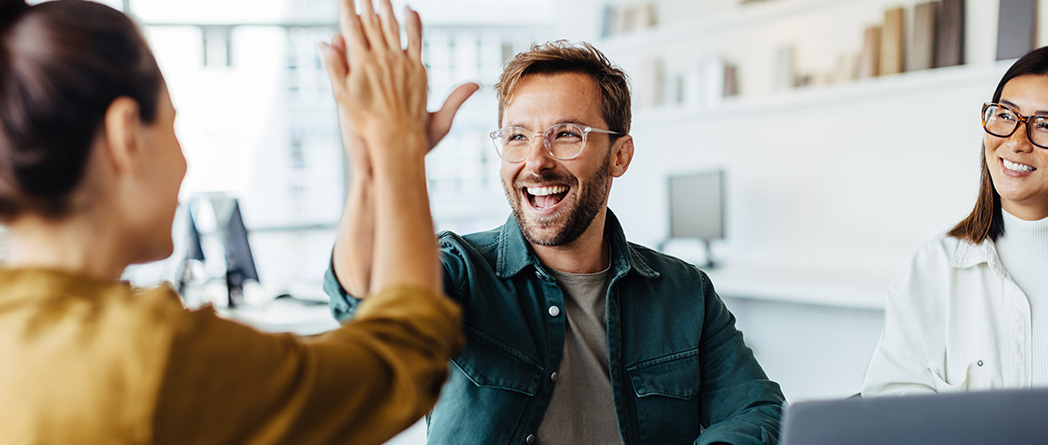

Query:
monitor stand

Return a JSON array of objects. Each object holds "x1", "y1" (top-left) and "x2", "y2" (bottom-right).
[
  {"x1": 657, "y1": 238, "x2": 719, "y2": 269},
  {"x1": 226, "y1": 267, "x2": 249, "y2": 308},
  {"x1": 699, "y1": 239, "x2": 719, "y2": 269}
]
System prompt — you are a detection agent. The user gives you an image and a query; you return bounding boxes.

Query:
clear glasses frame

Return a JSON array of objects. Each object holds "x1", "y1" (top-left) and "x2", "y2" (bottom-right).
[
  {"x1": 489, "y1": 123, "x2": 621, "y2": 163},
  {"x1": 981, "y1": 102, "x2": 1048, "y2": 149}
]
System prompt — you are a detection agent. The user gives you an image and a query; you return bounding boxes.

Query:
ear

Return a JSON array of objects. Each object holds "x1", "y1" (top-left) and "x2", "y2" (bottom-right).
[
  {"x1": 609, "y1": 135, "x2": 634, "y2": 178},
  {"x1": 101, "y1": 97, "x2": 142, "y2": 176}
]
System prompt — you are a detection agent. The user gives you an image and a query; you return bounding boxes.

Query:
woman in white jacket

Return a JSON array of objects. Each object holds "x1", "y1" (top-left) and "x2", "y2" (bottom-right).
[{"x1": 863, "y1": 46, "x2": 1048, "y2": 395}]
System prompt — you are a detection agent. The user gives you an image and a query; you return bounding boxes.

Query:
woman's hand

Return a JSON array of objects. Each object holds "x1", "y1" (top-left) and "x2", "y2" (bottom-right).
[{"x1": 319, "y1": 0, "x2": 477, "y2": 166}]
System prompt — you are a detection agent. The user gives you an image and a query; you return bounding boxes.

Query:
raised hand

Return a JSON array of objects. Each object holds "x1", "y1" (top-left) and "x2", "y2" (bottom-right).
[
  {"x1": 319, "y1": 0, "x2": 429, "y2": 163},
  {"x1": 319, "y1": 1, "x2": 478, "y2": 166}
]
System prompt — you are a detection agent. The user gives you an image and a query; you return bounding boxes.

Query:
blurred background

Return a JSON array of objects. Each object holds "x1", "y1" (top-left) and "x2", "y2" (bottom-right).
[{"x1": 16, "y1": 0, "x2": 1046, "y2": 442}]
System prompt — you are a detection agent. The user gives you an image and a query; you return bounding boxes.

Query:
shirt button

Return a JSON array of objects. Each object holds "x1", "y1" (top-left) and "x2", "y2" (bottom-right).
[
  {"x1": 550, "y1": 372, "x2": 559, "y2": 383},
  {"x1": 978, "y1": 360, "x2": 984, "y2": 367},
  {"x1": 548, "y1": 305, "x2": 561, "y2": 317},
  {"x1": 526, "y1": 434, "x2": 535, "y2": 444}
]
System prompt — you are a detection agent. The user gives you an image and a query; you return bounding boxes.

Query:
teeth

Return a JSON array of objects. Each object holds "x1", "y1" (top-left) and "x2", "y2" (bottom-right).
[
  {"x1": 1003, "y1": 158, "x2": 1035, "y2": 173},
  {"x1": 528, "y1": 185, "x2": 568, "y2": 196}
]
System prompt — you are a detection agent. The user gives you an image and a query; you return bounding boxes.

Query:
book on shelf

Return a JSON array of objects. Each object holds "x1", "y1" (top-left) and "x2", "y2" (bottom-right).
[
  {"x1": 723, "y1": 63, "x2": 739, "y2": 97},
  {"x1": 1039, "y1": 1, "x2": 1048, "y2": 47},
  {"x1": 880, "y1": 7, "x2": 905, "y2": 76},
  {"x1": 773, "y1": 46, "x2": 795, "y2": 91},
  {"x1": 600, "y1": 4, "x2": 616, "y2": 38},
  {"x1": 909, "y1": 2, "x2": 938, "y2": 71},
  {"x1": 610, "y1": 5, "x2": 628, "y2": 36},
  {"x1": 636, "y1": 57, "x2": 665, "y2": 108},
  {"x1": 621, "y1": 6, "x2": 640, "y2": 33},
  {"x1": 832, "y1": 53, "x2": 859, "y2": 83},
  {"x1": 665, "y1": 74, "x2": 685, "y2": 106},
  {"x1": 935, "y1": 0, "x2": 965, "y2": 68},
  {"x1": 637, "y1": 3, "x2": 657, "y2": 30},
  {"x1": 996, "y1": 0, "x2": 1037, "y2": 61},
  {"x1": 683, "y1": 57, "x2": 735, "y2": 107},
  {"x1": 859, "y1": 26, "x2": 882, "y2": 78}
]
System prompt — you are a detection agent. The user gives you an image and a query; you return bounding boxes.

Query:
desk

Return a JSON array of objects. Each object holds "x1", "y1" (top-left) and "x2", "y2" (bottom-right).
[
  {"x1": 692, "y1": 260, "x2": 891, "y2": 401},
  {"x1": 702, "y1": 261, "x2": 893, "y2": 311},
  {"x1": 217, "y1": 298, "x2": 339, "y2": 336},
  {"x1": 190, "y1": 281, "x2": 340, "y2": 336}
]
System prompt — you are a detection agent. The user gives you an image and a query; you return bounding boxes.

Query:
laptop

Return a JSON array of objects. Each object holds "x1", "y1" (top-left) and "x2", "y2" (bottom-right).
[{"x1": 780, "y1": 388, "x2": 1048, "y2": 445}]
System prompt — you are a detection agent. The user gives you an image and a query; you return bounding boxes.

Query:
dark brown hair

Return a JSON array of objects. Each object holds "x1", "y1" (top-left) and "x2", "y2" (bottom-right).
[
  {"x1": 0, "y1": 0, "x2": 161, "y2": 221},
  {"x1": 495, "y1": 40, "x2": 631, "y2": 140},
  {"x1": 949, "y1": 46, "x2": 1048, "y2": 244}
]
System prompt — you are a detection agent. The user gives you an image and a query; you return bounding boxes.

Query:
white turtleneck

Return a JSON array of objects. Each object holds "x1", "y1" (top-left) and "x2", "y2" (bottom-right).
[{"x1": 995, "y1": 209, "x2": 1048, "y2": 386}]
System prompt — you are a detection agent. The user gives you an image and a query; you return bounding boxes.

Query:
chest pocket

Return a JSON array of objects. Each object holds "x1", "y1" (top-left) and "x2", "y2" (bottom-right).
[
  {"x1": 626, "y1": 349, "x2": 703, "y2": 443},
  {"x1": 628, "y1": 348, "x2": 702, "y2": 399},
  {"x1": 452, "y1": 324, "x2": 542, "y2": 395}
]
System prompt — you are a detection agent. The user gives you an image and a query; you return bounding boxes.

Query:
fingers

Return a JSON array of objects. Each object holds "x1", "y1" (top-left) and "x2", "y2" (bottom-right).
[
  {"x1": 317, "y1": 40, "x2": 348, "y2": 93},
  {"x1": 405, "y1": 5, "x2": 422, "y2": 61},
  {"x1": 332, "y1": 34, "x2": 346, "y2": 53},
  {"x1": 338, "y1": 0, "x2": 367, "y2": 55},
  {"x1": 378, "y1": 0, "x2": 402, "y2": 51},
  {"x1": 357, "y1": 0, "x2": 388, "y2": 51},
  {"x1": 428, "y1": 82, "x2": 481, "y2": 149}
]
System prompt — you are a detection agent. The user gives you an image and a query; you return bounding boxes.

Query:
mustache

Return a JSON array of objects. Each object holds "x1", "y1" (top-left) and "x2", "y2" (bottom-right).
[{"x1": 513, "y1": 171, "x2": 578, "y2": 190}]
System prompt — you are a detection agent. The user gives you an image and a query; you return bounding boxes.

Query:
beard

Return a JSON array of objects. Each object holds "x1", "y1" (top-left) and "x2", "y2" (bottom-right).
[{"x1": 502, "y1": 150, "x2": 611, "y2": 247}]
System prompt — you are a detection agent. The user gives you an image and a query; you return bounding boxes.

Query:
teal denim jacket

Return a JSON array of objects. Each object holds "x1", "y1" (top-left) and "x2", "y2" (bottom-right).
[{"x1": 325, "y1": 211, "x2": 785, "y2": 444}]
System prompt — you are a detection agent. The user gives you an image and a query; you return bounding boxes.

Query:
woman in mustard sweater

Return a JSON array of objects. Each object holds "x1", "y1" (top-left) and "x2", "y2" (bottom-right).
[{"x1": 0, "y1": 0, "x2": 473, "y2": 443}]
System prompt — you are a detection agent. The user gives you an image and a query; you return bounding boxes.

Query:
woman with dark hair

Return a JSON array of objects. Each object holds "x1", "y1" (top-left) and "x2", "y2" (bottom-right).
[
  {"x1": 863, "y1": 46, "x2": 1048, "y2": 395},
  {"x1": 0, "y1": 0, "x2": 471, "y2": 442}
]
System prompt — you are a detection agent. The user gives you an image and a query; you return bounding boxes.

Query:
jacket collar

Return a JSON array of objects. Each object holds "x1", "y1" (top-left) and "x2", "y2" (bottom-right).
[
  {"x1": 951, "y1": 236, "x2": 1007, "y2": 277},
  {"x1": 495, "y1": 209, "x2": 660, "y2": 280}
]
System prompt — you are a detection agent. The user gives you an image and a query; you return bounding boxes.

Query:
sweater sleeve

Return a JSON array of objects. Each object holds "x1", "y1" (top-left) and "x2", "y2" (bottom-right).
[{"x1": 150, "y1": 285, "x2": 463, "y2": 445}]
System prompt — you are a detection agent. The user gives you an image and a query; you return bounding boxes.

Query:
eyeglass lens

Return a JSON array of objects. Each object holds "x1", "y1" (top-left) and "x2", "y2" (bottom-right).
[
  {"x1": 494, "y1": 124, "x2": 588, "y2": 161},
  {"x1": 983, "y1": 104, "x2": 1048, "y2": 147}
]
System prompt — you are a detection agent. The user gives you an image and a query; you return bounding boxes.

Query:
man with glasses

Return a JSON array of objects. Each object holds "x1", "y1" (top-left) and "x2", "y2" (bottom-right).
[{"x1": 325, "y1": 39, "x2": 785, "y2": 444}]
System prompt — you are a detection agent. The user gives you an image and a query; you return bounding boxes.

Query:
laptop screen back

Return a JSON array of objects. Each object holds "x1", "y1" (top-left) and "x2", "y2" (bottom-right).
[{"x1": 781, "y1": 389, "x2": 1048, "y2": 445}]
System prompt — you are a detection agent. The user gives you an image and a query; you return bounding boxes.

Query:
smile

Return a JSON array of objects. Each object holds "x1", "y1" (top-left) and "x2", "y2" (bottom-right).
[
  {"x1": 525, "y1": 185, "x2": 569, "y2": 209},
  {"x1": 1002, "y1": 158, "x2": 1035, "y2": 173}
]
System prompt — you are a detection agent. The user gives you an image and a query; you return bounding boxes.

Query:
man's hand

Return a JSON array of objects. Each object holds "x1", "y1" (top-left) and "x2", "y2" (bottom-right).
[{"x1": 318, "y1": 1, "x2": 478, "y2": 166}]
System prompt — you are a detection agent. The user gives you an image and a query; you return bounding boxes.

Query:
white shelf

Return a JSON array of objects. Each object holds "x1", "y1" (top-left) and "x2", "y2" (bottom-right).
[
  {"x1": 600, "y1": 0, "x2": 873, "y2": 54},
  {"x1": 633, "y1": 59, "x2": 1014, "y2": 126}
]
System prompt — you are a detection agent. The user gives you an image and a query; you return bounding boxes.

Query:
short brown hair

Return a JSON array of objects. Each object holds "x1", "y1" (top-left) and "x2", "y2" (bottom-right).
[
  {"x1": 0, "y1": 0, "x2": 161, "y2": 221},
  {"x1": 495, "y1": 40, "x2": 630, "y2": 138},
  {"x1": 948, "y1": 45, "x2": 1048, "y2": 244}
]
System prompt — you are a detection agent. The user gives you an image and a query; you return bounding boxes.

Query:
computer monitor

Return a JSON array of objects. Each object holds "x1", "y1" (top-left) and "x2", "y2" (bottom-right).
[
  {"x1": 177, "y1": 195, "x2": 260, "y2": 307},
  {"x1": 667, "y1": 169, "x2": 725, "y2": 268},
  {"x1": 209, "y1": 196, "x2": 259, "y2": 307},
  {"x1": 175, "y1": 205, "x2": 205, "y2": 296}
]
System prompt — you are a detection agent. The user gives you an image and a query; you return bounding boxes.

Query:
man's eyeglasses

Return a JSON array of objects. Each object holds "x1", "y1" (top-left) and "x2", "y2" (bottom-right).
[
  {"x1": 982, "y1": 102, "x2": 1048, "y2": 149},
  {"x1": 489, "y1": 123, "x2": 620, "y2": 163}
]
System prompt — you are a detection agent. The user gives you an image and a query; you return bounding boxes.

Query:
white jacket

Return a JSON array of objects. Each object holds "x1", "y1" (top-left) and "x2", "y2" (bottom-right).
[{"x1": 862, "y1": 233, "x2": 1034, "y2": 396}]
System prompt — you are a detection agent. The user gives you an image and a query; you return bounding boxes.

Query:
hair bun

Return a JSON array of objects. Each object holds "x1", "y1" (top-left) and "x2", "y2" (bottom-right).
[{"x1": 0, "y1": 0, "x2": 30, "y2": 30}]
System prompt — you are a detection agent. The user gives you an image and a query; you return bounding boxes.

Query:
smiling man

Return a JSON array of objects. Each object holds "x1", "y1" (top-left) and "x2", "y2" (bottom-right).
[{"x1": 325, "y1": 40, "x2": 785, "y2": 444}]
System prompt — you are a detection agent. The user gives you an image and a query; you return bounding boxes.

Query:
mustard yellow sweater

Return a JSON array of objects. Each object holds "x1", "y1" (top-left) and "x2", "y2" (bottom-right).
[{"x1": 0, "y1": 268, "x2": 462, "y2": 444}]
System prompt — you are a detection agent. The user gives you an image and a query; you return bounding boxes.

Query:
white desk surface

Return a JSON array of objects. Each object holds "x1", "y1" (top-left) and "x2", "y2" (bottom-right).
[
  {"x1": 218, "y1": 298, "x2": 340, "y2": 336},
  {"x1": 701, "y1": 261, "x2": 892, "y2": 311},
  {"x1": 202, "y1": 281, "x2": 340, "y2": 336}
]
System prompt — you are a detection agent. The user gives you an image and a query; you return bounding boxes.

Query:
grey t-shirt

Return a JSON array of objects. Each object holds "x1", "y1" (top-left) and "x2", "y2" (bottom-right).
[{"x1": 536, "y1": 265, "x2": 622, "y2": 445}]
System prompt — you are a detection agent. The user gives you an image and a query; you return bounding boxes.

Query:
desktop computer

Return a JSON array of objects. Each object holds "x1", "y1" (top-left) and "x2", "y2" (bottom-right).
[{"x1": 176, "y1": 194, "x2": 337, "y2": 335}]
